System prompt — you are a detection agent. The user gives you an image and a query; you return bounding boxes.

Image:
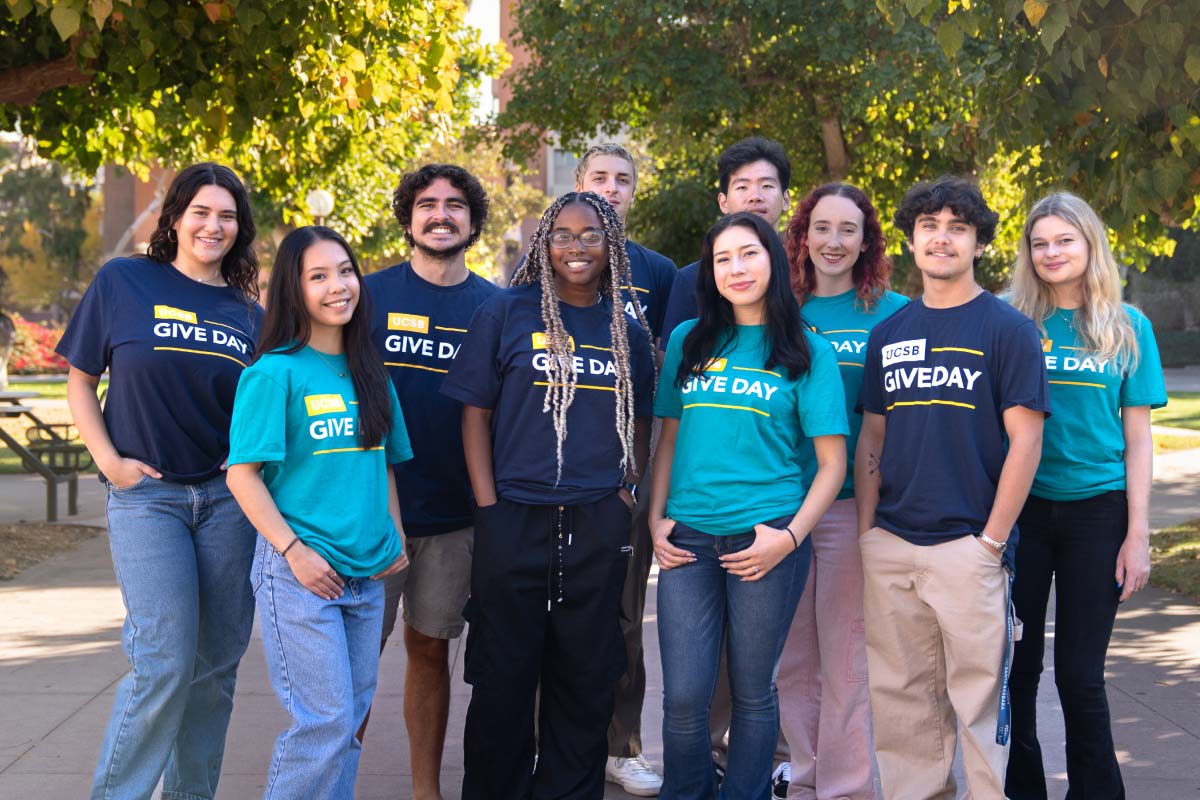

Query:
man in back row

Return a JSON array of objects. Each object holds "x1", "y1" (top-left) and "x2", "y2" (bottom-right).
[{"x1": 570, "y1": 143, "x2": 679, "y2": 797}]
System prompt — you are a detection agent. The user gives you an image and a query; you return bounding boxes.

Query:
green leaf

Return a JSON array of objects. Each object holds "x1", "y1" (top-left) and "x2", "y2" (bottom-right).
[
  {"x1": 49, "y1": 3, "x2": 82, "y2": 40},
  {"x1": 8, "y1": 0, "x2": 34, "y2": 21},
  {"x1": 1122, "y1": 0, "x2": 1148, "y2": 15},
  {"x1": 1022, "y1": 0, "x2": 1047, "y2": 26},
  {"x1": 936, "y1": 17, "x2": 964, "y2": 57},
  {"x1": 90, "y1": 0, "x2": 113, "y2": 30},
  {"x1": 1039, "y1": 2, "x2": 1068, "y2": 52},
  {"x1": 136, "y1": 62, "x2": 159, "y2": 91},
  {"x1": 1186, "y1": 46, "x2": 1200, "y2": 84}
]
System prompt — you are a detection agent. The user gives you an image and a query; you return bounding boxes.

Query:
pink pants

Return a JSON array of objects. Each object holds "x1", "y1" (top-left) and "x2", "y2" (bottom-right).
[{"x1": 777, "y1": 499, "x2": 875, "y2": 799}]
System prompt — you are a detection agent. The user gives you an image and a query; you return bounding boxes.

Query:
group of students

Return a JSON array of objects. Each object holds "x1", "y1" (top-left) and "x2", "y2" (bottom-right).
[{"x1": 56, "y1": 135, "x2": 1164, "y2": 800}]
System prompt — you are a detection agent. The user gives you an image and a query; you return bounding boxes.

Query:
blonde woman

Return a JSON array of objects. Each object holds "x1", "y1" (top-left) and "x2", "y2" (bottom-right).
[{"x1": 1005, "y1": 192, "x2": 1166, "y2": 800}]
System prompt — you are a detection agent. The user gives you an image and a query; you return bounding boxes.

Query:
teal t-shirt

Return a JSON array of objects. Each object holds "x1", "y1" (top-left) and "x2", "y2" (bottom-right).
[
  {"x1": 654, "y1": 321, "x2": 848, "y2": 536},
  {"x1": 1028, "y1": 304, "x2": 1166, "y2": 501},
  {"x1": 228, "y1": 346, "x2": 413, "y2": 576},
  {"x1": 799, "y1": 289, "x2": 909, "y2": 499}
]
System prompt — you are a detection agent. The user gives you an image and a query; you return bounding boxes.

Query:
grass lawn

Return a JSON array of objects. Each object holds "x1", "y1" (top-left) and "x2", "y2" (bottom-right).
[
  {"x1": 6, "y1": 379, "x2": 108, "y2": 399},
  {"x1": 1150, "y1": 519, "x2": 1200, "y2": 602},
  {"x1": 1153, "y1": 391, "x2": 1200, "y2": 432}
]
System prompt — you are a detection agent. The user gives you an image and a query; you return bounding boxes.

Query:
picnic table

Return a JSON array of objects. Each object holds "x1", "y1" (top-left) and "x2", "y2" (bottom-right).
[{"x1": 0, "y1": 390, "x2": 91, "y2": 522}]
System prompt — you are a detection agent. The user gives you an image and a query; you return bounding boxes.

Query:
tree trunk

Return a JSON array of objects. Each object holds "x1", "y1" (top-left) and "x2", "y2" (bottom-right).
[
  {"x1": 820, "y1": 115, "x2": 849, "y2": 181},
  {"x1": 0, "y1": 43, "x2": 90, "y2": 105}
]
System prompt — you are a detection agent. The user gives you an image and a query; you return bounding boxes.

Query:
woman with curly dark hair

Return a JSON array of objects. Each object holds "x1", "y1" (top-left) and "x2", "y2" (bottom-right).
[
  {"x1": 773, "y1": 183, "x2": 908, "y2": 800},
  {"x1": 57, "y1": 162, "x2": 262, "y2": 800}
]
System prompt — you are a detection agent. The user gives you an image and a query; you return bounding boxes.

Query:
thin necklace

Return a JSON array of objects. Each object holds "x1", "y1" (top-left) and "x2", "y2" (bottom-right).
[
  {"x1": 1057, "y1": 307, "x2": 1075, "y2": 331},
  {"x1": 173, "y1": 262, "x2": 223, "y2": 285},
  {"x1": 312, "y1": 348, "x2": 346, "y2": 378}
]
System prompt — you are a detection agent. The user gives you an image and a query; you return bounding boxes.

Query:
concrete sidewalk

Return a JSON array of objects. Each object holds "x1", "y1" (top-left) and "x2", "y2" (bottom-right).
[{"x1": 1, "y1": 443, "x2": 1199, "y2": 797}]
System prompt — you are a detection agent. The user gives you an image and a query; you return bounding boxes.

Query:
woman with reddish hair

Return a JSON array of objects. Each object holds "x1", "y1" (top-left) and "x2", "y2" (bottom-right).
[{"x1": 773, "y1": 183, "x2": 907, "y2": 800}]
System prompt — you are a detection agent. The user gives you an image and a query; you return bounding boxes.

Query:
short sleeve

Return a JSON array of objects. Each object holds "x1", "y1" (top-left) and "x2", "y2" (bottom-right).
[
  {"x1": 997, "y1": 318, "x2": 1051, "y2": 415},
  {"x1": 55, "y1": 263, "x2": 113, "y2": 375},
  {"x1": 441, "y1": 302, "x2": 504, "y2": 409},
  {"x1": 385, "y1": 381, "x2": 414, "y2": 464},
  {"x1": 660, "y1": 264, "x2": 699, "y2": 351},
  {"x1": 1120, "y1": 309, "x2": 1167, "y2": 409},
  {"x1": 796, "y1": 336, "x2": 850, "y2": 437},
  {"x1": 857, "y1": 327, "x2": 886, "y2": 415},
  {"x1": 653, "y1": 321, "x2": 689, "y2": 419},
  {"x1": 227, "y1": 368, "x2": 288, "y2": 466}
]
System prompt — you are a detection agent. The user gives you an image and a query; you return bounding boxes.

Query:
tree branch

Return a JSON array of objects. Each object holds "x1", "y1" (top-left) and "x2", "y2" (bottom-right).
[{"x1": 0, "y1": 41, "x2": 90, "y2": 106}]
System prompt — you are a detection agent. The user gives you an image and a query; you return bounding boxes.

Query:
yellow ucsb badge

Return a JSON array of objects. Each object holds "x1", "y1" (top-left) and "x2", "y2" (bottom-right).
[
  {"x1": 705, "y1": 358, "x2": 727, "y2": 372},
  {"x1": 154, "y1": 305, "x2": 197, "y2": 324},
  {"x1": 388, "y1": 313, "x2": 429, "y2": 334},
  {"x1": 304, "y1": 394, "x2": 347, "y2": 416},
  {"x1": 532, "y1": 332, "x2": 575, "y2": 350},
  {"x1": 1042, "y1": 339, "x2": 1053, "y2": 353}
]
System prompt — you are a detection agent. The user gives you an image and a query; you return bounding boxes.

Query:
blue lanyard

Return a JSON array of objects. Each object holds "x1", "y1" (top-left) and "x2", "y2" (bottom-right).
[{"x1": 996, "y1": 565, "x2": 1015, "y2": 745}]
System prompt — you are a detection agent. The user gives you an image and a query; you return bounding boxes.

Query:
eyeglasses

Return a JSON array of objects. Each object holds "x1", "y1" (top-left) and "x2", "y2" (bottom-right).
[{"x1": 549, "y1": 230, "x2": 605, "y2": 249}]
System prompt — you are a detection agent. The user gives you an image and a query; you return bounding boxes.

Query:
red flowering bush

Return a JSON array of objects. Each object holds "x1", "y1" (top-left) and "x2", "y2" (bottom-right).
[{"x1": 8, "y1": 314, "x2": 69, "y2": 375}]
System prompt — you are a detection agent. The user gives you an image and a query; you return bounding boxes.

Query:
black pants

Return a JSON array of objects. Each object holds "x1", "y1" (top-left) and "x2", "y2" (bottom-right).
[
  {"x1": 462, "y1": 494, "x2": 631, "y2": 800},
  {"x1": 1006, "y1": 491, "x2": 1128, "y2": 800}
]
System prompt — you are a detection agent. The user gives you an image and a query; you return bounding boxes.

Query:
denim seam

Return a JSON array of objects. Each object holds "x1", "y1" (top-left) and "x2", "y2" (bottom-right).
[
  {"x1": 161, "y1": 791, "x2": 211, "y2": 800},
  {"x1": 263, "y1": 555, "x2": 294, "y2": 800},
  {"x1": 99, "y1": 551, "x2": 140, "y2": 799}
]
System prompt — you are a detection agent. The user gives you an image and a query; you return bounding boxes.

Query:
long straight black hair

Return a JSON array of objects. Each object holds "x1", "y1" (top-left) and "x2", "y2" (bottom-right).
[
  {"x1": 256, "y1": 226, "x2": 391, "y2": 448},
  {"x1": 676, "y1": 212, "x2": 810, "y2": 387}
]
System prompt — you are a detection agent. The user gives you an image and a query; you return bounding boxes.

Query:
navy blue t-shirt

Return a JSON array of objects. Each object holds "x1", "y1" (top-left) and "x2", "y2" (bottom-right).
[
  {"x1": 857, "y1": 291, "x2": 1049, "y2": 560},
  {"x1": 661, "y1": 260, "x2": 700, "y2": 351},
  {"x1": 56, "y1": 257, "x2": 262, "y2": 483},
  {"x1": 441, "y1": 284, "x2": 656, "y2": 506},
  {"x1": 365, "y1": 262, "x2": 499, "y2": 537},
  {"x1": 513, "y1": 240, "x2": 676, "y2": 341}
]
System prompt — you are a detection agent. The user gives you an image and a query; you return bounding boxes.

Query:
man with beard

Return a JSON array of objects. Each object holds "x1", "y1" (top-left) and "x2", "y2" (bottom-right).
[{"x1": 362, "y1": 164, "x2": 498, "y2": 800}]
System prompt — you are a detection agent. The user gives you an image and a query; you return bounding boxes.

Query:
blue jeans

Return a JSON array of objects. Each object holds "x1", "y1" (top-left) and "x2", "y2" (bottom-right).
[
  {"x1": 92, "y1": 473, "x2": 256, "y2": 800},
  {"x1": 254, "y1": 538, "x2": 385, "y2": 800},
  {"x1": 657, "y1": 521, "x2": 812, "y2": 800}
]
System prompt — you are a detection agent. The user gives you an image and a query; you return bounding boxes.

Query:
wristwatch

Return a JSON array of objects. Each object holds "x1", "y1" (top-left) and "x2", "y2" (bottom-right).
[
  {"x1": 621, "y1": 481, "x2": 639, "y2": 504},
  {"x1": 975, "y1": 531, "x2": 1007, "y2": 554}
]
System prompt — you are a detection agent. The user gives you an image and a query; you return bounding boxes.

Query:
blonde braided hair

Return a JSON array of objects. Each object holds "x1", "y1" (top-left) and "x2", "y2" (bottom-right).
[{"x1": 511, "y1": 192, "x2": 653, "y2": 482}]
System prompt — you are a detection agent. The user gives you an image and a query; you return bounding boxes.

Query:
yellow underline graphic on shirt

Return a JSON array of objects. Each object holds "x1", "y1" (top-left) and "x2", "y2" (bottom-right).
[
  {"x1": 1049, "y1": 379, "x2": 1105, "y2": 388},
  {"x1": 202, "y1": 319, "x2": 250, "y2": 337},
  {"x1": 837, "y1": 362, "x2": 865, "y2": 368},
  {"x1": 434, "y1": 325, "x2": 467, "y2": 333},
  {"x1": 731, "y1": 366, "x2": 781, "y2": 377},
  {"x1": 623, "y1": 285, "x2": 650, "y2": 294},
  {"x1": 930, "y1": 346, "x2": 984, "y2": 356},
  {"x1": 887, "y1": 399, "x2": 976, "y2": 411},
  {"x1": 822, "y1": 329, "x2": 868, "y2": 334},
  {"x1": 1060, "y1": 346, "x2": 1086, "y2": 351},
  {"x1": 533, "y1": 381, "x2": 615, "y2": 392},
  {"x1": 312, "y1": 445, "x2": 384, "y2": 456},
  {"x1": 579, "y1": 344, "x2": 612, "y2": 352},
  {"x1": 153, "y1": 346, "x2": 247, "y2": 367},
  {"x1": 683, "y1": 402, "x2": 770, "y2": 417},
  {"x1": 385, "y1": 361, "x2": 449, "y2": 374}
]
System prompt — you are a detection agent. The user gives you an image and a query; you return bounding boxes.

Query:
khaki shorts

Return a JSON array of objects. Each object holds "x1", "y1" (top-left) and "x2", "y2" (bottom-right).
[{"x1": 381, "y1": 525, "x2": 473, "y2": 640}]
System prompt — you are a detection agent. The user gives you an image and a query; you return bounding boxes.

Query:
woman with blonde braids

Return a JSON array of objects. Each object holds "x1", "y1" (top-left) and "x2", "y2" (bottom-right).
[
  {"x1": 1004, "y1": 192, "x2": 1166, "y2": 800},
  {"x1": 443, "y1": 191, "x2": 656, "y2": 799}
]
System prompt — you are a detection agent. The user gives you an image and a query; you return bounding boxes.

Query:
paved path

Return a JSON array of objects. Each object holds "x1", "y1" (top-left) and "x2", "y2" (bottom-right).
[{"x1": 1, "y1": 372, "x2": 1198, "y2": 797}]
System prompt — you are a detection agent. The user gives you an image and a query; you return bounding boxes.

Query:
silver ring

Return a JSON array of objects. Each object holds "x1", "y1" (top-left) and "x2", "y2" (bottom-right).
[{"x1": 752, "y1": 566, "x2": 759, "y2": 574}]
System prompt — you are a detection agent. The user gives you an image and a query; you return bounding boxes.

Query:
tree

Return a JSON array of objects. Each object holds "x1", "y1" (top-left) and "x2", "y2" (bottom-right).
[
  {"x1": 0, "y1": 148, "x2": 101, "y2": 313},
  {"x1": 890, "y1": 0, "x2": 1200, "y2": 264},
  {"x1": 496, "y1": 0, "x2": 1028, "y2": 281},
  {"x1": 1, "y1": 0, "x2": 507, "y2": 244}
]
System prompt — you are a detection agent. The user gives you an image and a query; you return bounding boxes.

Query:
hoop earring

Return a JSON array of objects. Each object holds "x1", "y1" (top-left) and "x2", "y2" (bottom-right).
[{"x1": 167, "y1": 229, "x2": 177, "y2": 243}]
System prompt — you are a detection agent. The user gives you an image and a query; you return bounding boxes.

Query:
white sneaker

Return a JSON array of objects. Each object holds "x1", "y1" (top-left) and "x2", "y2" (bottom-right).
[
  {"x1": 606, "y1": 755, "x2": 663, "y2": 796},
  {"x1": 771, "y1": 761, "x2": 791, "y2": 799}
]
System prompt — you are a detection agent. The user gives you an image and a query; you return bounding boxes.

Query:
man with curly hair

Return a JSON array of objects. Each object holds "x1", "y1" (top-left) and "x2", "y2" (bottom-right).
[
  {"x1": 855, "y1": 175, "x2": 1048, "y2": 799},
  {"x1": 361, "y1": 164, "x2": 498, "y2": 800}
]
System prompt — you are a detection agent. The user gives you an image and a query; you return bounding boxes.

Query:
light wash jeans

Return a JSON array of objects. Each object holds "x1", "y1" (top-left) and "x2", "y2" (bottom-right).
[
  {"x1": 92, "y1": 473, "x2": 256, "y2": 800},
  {"x1": 253, "y1": 537, "x2": 385, "y2": 800},
  {"x1": 657, "y1": 519, "x2": 811, "y2": 800}
]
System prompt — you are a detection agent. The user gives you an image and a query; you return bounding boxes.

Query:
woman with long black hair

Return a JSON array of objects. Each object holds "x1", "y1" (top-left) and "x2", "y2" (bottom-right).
[{"x1": 650, "y1": 212, "x2": 847, "y2": 799}]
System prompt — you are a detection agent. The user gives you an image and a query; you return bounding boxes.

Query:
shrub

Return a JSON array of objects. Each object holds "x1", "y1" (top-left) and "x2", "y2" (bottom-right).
[{"x1": 7, "y1": 313, "x2": 68, "y2": 375}]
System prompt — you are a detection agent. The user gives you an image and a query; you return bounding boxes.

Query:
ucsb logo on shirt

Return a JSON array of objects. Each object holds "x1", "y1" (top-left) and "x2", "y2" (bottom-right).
[
  {"x1": 151, "y1": 305, "x2": 250, "y2": 355},
  {"x1": 305, "y1": 394, "x2": 354, "y2": 440},
  {"x1": 384, "y1": 312, "x2": 461, "y2": 360},
  {"x1": 881, "y1": 338, "x2": 926, "y2": 366}
]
